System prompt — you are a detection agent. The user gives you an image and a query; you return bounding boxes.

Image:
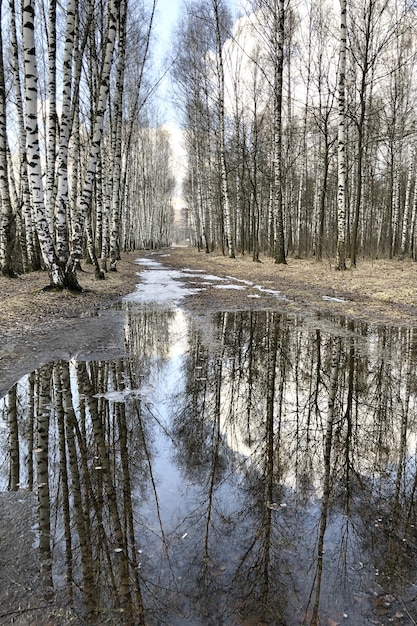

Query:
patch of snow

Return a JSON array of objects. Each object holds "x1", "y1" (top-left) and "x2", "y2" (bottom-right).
[
  {"x1": 135, "y1": 258, "x2": 162, "y2": 267},
  {"x1": 215, "y1": 284, "x2": 246, "y2": 290},
  {"x1": 226, "y1": 275, "x2": 254, "y2": 286},
  {"x1": 253, "y1": 285, "x2": 282, "y2": 296},
  {"x1": 200, "y1": 274, "x2": 226, "y2": 281},
  {"x1": 322, "y1": 295, "x2": 348, "y2": 303}
]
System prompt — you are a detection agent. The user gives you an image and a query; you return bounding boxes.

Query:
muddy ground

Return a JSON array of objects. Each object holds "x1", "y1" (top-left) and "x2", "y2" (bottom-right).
[{"x1": 1, "y1": 247, "x2": 417, "y2": 624}]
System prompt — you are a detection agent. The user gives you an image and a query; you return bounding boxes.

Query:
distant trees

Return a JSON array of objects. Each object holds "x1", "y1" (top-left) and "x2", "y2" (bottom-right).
[
  {"x1": 172, "y1": 0, "x2": 234, "y2": 255},
  {"x1": 173, "y1": 0, "x2": 417, "y2": 266},
  {"x1": 0, "y1": 0, "x2": 174, "y2": 285}
]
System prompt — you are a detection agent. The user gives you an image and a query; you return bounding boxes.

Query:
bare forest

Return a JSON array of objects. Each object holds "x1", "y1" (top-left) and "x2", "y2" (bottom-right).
[
  {"x1": 173, "y1": 0, "x2": 417, "y2": 268},
  {"x1": 0, "y1": 0, "x2": 417, "y2": 289}
]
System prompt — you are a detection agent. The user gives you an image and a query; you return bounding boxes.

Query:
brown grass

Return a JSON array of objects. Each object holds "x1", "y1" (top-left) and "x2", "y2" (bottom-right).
[
  {"x1": 155, "y1": 247, "x2": 417, "y2": 327},
  {"x1": 0, "y1": 252, "x2": 141, "y2": 338}
]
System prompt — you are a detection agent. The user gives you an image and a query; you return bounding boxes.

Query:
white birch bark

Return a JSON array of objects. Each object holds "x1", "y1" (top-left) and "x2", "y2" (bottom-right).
[
  {"x1": 22, "y1": 0, "x2": 62, "y2": 286},
  {"x1": 272, "y1": 0, "x2": 286, "y2": 264},
  {"x1": 45, "y1": 0, "x2": 57, "y2": 235},
  {"x1": 9, "y1": 0, "x2": 36, "y2": 269},
  {"x1": 100, "y1": 146, "x2": 111, "y2": 269},
  {"x1": 336, "y1": 0, "x2": 347, "y2": 271},
  {"x1": 0, "y1": 0, "x2": 14, "y2": 276},
  {"x1": 213, "y1": 0, "x2": 235, "y2": 258},
  {"x1": 411, "y1": 176, "x2": 417, "y2": 260},
  {"x1": 400, "y1": 138, "x2": 416, "y2": 257},
  {"x1": 109, "y1": 0, "x2": 127, "y2": 270},
  {"x1": 54, "y1": 0, "x2": 78, "y2": 265}
]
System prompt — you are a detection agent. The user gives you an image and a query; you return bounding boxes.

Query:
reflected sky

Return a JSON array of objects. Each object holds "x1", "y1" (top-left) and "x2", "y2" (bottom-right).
[{"x1": 1, "y1": 262, "x2": 417, "y2": 625}]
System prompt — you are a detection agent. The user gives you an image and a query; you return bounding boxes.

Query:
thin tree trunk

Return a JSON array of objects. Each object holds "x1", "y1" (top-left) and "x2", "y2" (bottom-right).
[
  {"x1": 273, "y1": 0, "x2": 286, "y2": 265},
  {"x1": 110, "y1": 0, "x2": 127, "y2": 270},
  {"x1": 10, "y1": 0, "x2": 37, "y2": 270},
  {"x1": 22, "y1": 0, "x2": 63, "y2": 286},
  {"x1": 213, "y1": 0, "x2": 235, "y2": 259},
  {"x1": 336, "y1": 0, "x2": 347, "y2": 271},
  {"x1": 0, "y1": 1, "x2": 15, "y2": 277},
  {"x1": 8, "y1": 384, "x2": 20, "y2": 490}
]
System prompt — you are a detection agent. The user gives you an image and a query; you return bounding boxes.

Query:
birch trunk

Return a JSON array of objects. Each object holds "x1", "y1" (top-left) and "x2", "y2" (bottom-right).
[
  {"x1": 45, "y1": 0, "x2": 57, "y2": 235},
  {"x1": 22, "y1": 0, "x2": 63, "y2": 286},
  {"x1": 0, "y1": 1, "x2": 14, "y2": 277},
  {"x1": 272, "y1": 0, "x2": 286, "y2": 265},
  {"x1": 9, "y1": 0, "x2": 36, "y2": 270},
  {"x1": 109, "y1": 0, "x2": 127, "y2": 270},
  {"x1": 54, "y1": 0, "x2": 78, "y2": 265},
  {"x1": 213, "y1": 0, "x2": 235, "y2": 258},
  {"x1": 400, "y1": 138, "x2": 416, "y2": 257},
  {"x1": 336, "y1": 0, "x2": 347, "y2": 271}
]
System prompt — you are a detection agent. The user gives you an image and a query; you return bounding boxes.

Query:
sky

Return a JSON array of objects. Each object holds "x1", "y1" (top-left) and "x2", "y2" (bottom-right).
[
  {"x1": 152, "y1": 0, "x2": 182, "y2": 124},
  {"x1": 151, "y1": 0, "x2": 245, "y2": 125}
]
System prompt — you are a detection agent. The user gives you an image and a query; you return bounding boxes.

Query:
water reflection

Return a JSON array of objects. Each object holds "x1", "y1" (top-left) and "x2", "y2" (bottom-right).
[{"x1": 1, "y1": 307, "x2": 417, "y2": 624}]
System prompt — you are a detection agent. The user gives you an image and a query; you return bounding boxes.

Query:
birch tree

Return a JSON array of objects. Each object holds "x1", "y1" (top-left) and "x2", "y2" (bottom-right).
[
  {"x1": 335, "y1": 0, "x2": 347, "y2": 271},
  {"x1": 22, "y1": 0, "x2": 63, "y2": 285},
  {"x1": 0, "y1": 0, "x2": 15, "y2": 276},
  {"x1": 9, "y1": 0, "x2": 36, "y2": 271},
  {"x1": 64, "y1": 0, "x2": 122, "y2": 288},
  {"x1": 264, "y1": 0, "x2": 287, "y2": 264},
  {"x1": 213, "y1": 0, "x2": 235, "y2": 258}
]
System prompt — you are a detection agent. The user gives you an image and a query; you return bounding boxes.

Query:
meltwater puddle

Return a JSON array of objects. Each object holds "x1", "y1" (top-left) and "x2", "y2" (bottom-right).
[{"x1": 124, "y1": 256, "x2": 286, "y2": 304}]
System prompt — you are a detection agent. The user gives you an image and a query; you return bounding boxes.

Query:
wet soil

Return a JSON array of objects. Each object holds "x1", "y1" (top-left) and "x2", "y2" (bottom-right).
[{"x1": 1, "y1": 247, "x2": 417, "y2": 624}]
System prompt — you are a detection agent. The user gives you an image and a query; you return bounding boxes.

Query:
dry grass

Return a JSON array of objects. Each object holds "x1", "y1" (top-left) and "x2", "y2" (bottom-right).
[
  {"x1": 0, "y1": 251, "x2": 141, "y2": 338},
  {"x1": 155, "y1": 247, "x2": 417, "y2": 327}
]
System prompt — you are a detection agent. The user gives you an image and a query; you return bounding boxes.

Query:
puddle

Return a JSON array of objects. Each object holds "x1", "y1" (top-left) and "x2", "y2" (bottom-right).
[{"x1": 1, "y1": 260, "x2": 417, "y2": 624}]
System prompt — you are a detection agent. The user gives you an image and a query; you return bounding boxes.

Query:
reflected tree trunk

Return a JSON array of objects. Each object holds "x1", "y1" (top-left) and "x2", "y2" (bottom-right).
[
  {"x1": 76, "y1": 361, "x2": 137, "y2": 622},
  {"x1": 8, "y1": 385, "x2": 19, "y2": 490},
  {"x1": 53, "y1": 365, "x2": 73, "y2": 598},
  {"x1": 60, "y1": 361, "x2": 95, "y2": 615},
  {"x1": 36, "y1": 364, "x2": 54, "y2": 599},
  {"x1": 310, "y1": 338, "x2": 341, "y2": 625},
  {"x1": 27, "y1": 372, "x2": 35, "y2": 490}
]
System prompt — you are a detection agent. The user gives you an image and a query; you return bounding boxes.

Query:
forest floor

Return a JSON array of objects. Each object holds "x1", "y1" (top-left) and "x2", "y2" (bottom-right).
[
  {"x1": 1, "y1": 246, "x2": 417, "y2": 624},
  {"x1": 1, "y1": 246, "x2": 417, "y2": 340}
]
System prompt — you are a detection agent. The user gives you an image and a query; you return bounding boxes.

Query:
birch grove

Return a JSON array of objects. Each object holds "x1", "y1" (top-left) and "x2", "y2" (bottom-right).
[
  {"x1": 1, "y1": 0, "x2": 417, "y2": 281},
  {"x1": 172, "y1": 0, "x2": 417, "y2": 267},
  {"x1": 0, "y1": 0, "x2": 173, "y2": 283}
]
